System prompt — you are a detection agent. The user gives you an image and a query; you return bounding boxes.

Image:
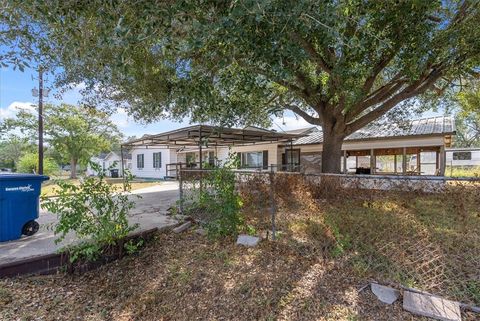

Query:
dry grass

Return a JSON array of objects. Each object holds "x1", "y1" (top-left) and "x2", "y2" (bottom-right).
[
  {"x1": 1, "y1": 231, "x2": 478, "y2": 321},
  {"x1": 446, "y1": 166, "x2": 480, "y2": 178},
  {"x1": 239, "y1": 173, "x2": 480, "y2": 306},
  {"x1": 0, "y1": 232, "x2": 447, "y2": 321},
  {"x1": 1, "y1": 174, "x2": 479, "y2": 320}
]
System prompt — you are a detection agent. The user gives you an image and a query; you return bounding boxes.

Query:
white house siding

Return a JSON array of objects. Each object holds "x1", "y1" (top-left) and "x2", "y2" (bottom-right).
[
  {"x1": 87, "y1": 152, "x2": 127, "y2": 176},
  {"x1": 446, "y1": 149, "x2": 480, "y2": 167},
  {"x1": 215, "y1": 147, "x2": 230, "y2": 164},
  {"x1": 104, "y1": 153, "x2": 122, "y2": 176},
  {"x1": 230, "y1": 143, "x2": 280, "y2": 170},
  {"x1": 86, "y1": 157, "x2": 104, "y2": 176},
  {"x1": 131, "y1": 147, "x2": 172, "y2": 179}
]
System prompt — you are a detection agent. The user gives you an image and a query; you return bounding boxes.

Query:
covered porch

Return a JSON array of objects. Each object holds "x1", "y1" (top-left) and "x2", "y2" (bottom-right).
[{"x1": 341, "y1": 146, "x2": 446, "y2": 176}]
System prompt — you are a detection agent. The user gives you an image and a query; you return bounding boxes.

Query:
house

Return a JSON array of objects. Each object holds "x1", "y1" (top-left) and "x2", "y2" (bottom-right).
[
  {"x1": 87, "y1": 151, "x2": 132, "y2": 177},
  {"x1": 122, "y1": 116, "x2": 455, "y2": 178},
  {"x1": 446, "y1": 147, "x2": 480, "y2": 167}
]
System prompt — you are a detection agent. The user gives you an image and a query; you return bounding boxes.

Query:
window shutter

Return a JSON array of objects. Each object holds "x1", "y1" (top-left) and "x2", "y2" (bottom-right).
[
  {"x1": 263, "y1": 150, "x2": 268, "y2": 170},
  {"x1": 159, "y1": 152, "x2": 162, "y2": 168}
]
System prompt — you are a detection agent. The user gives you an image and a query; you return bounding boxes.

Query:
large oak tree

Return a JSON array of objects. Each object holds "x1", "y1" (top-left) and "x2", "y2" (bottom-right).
[
  {"x1": 9, "y1": 0, "x2": 480, "y2": 172},
  {"x1": 454, "y1": 80, "x2": 480, "y2": 147}
]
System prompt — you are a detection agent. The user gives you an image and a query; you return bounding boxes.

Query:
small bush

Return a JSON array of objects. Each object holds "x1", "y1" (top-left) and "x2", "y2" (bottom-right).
[
  {"x1": 17, "y1": 152, "x2": 58, "y2": 176},
  {"x1": 187, "y1": 154, "x2": 243, "y2": 238},
  {"x1": 42, "y1": 162, "x2": 139, "y2": 263}
]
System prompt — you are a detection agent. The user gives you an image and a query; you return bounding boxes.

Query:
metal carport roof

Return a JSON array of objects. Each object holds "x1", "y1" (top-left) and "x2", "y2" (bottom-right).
[{"x1": 121, "y1": 124, "x2": 304, "y2": 148}]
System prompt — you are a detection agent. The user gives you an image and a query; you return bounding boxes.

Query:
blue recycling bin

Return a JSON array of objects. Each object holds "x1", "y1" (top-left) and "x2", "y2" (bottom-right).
[{"x1": 0, "y1": 174, "x2": 49, "y2": 242}]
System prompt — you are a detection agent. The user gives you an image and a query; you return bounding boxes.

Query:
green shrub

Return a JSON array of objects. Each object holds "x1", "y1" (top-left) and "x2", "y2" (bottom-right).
[
  {"x1": 198, "y1": 154, "x2": 243, "y2": 238},
  {"x1": 17, "y1": 152, "x2": 58, "y2": 176},
  {"x1": 42, "y1": 162, "x2": 139, "y2": 263}
]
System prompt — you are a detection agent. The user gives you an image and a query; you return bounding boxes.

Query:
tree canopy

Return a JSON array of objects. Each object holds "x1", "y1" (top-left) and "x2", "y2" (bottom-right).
[
  {"x1": 8, "y1": 0, "x2": 480, "y2": 172},
  {"x1": 453, "y1": 81, "x2": 480, "y2": 147},
  {"x1": 5, "y1": 103, "x2": 122, "y2": 178},
  {"x1": 0, "y1": 134, "x2": 34, "y2": 169}
]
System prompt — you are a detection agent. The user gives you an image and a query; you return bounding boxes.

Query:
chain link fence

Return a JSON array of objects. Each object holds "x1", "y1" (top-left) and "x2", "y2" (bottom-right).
[{"x1": 179, "y1": 169, "x2": 480, "y2": 305}]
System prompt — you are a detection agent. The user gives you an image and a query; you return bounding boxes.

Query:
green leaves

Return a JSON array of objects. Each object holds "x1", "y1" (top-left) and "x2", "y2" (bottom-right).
[
  {"x1": 5, "y1": 103, "x2": 122, "y2": 175},
  {"x1": 17, "y1": 152, "x2": 58, "y2": 175},
  {"x1": 42, "y1": 163, "x2": 138, "y2": 263},
  {"x1": 453, "y1": 80, "x2": 480, "y2": 147},
  {"x1": 7, "y1": 0, "x2": 480, "y2": 171}
]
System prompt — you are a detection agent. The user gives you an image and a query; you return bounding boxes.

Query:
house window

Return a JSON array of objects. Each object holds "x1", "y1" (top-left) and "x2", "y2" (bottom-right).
[
  {"x1": 208, "y1": 151, "x2": 215, "y2": 166},
  {"x1": 137, "y1": 154, "x2": 144, "y2": 169},
  {"x1": 453, "y1": 151, "x2": 472, "y2": 160},
  {"x1": 153, "y1": 152, "x2": 162, "y2": 168},
  {"x1": 240, "y1": 151, "x2": 268, "y2": 169},
  {"x1": 186, "y1": 152, "x2": 196, "y2": 167},
  {"x1": 282, "y1": 149, "x2": 301, "y2": 171}
]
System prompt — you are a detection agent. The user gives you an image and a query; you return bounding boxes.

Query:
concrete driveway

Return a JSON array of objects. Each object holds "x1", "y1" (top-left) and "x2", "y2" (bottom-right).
[{"x1": 0, "y1": 182, "x2": 179, "y2": 265}]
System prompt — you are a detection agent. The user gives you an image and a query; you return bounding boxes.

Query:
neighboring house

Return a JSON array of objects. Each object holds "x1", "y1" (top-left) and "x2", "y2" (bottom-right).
[
  {"x1": 123, "y1": 116, "x2": 455, "y2": 178},
  {"x1": 87, "y1": 151, "x2": 132, "y2": 177},
  {"x1": 446, "y1": 148, "x2": 480, "y2": 167},
  {"x1": 130, "y1": 146, "x2": 173, "y2": 179}
]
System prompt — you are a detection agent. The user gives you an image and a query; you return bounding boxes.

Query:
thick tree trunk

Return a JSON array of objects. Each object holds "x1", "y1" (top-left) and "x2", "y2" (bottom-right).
[
  {"x1": 321, "y1": 122, "x2": 345, "y2": 173},
  {"x1": 70, "y1": 158, "x2": 77, "y2": 179}
]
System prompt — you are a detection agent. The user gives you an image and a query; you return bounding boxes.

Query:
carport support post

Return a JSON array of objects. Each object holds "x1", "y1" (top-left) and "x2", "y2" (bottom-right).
[
  {"x1": 179, "y1": 169, "x2": 184, "y2": 214},
  {"x1": 269, "y1": 171, "x2": 276, "y2": 240},
  {"x1": 402, "y1": 147, "x2": 407, "y2": 174},
  {"x1": 370, "y1": 149, "x2": 375, "y2": 174},
  {"x1": 120, "y1": 145, "x2": 126, "y2": 192},
  {"x1": 198, "y1": 129, "x2": 203, "y2": 194},
  {"x1": 343, "y1": 150, "x2": 347, "y2": 174},
  {"x1": 439, "y1": 145, "x2": 446, "y2": 176}
]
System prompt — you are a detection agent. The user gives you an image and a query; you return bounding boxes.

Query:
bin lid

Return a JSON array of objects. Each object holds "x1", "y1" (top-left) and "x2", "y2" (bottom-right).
[{"x1": 0, "y1": 173, "x2": 49, "y2": 181}]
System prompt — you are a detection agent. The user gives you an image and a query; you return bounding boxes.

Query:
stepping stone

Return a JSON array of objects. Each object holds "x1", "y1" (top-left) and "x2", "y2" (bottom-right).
[
  {"x1": 236, "y1": 235, "x2": 260, "y2": 247},
  {"x1": 403, "y1": 291, "x2": 461, "y2": 321},
  {"x1": 195, "y1": 228, "x2": 207, "y2": 236},
  {"x1": 172, "y1": 221, "x2": 192, "y2": 233},
  {"x1": 371, "y1": 283, "x2": 400, "y2": 304}
]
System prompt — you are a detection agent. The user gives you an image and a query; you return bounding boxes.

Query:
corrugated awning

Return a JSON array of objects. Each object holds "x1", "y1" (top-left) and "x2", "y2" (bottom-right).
[{"x1": 122, "y1": 124, "x2": 304, "y2": 148}]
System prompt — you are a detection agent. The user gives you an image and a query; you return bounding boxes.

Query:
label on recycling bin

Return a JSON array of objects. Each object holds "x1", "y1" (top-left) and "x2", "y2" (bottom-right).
[{"x1": 4, "y1": 184, "x2": 35, "y2": 192}]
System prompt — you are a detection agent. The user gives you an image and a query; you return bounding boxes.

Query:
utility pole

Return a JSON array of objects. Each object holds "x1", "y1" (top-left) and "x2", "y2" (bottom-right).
[
  {"x1": 38, "y1": 68, "x2": 44, "y2": 175},
  {"x1": 32, "y1": 68, "x2": 46, "y2": 175}
]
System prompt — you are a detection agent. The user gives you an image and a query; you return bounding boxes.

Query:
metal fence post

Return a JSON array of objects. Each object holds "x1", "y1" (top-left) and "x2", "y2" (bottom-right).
[
  {"x1": 179, "y1": 169, "x2": 184, "y2": 214},
  {"x1": 269, "y1": 171, "x2": 276, "y2": 240}
]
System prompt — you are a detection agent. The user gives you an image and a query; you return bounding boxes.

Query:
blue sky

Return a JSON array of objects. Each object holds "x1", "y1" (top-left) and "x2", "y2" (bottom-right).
[
  {"x1": 0, "y1": 66, "x2": 196, "y2": 138},
  {"x1": 0, "y1": 65, "x2": 442, "y2": 139},
  {"x1": 0, "y1": 66, "x2": 314, "y2": 138}
]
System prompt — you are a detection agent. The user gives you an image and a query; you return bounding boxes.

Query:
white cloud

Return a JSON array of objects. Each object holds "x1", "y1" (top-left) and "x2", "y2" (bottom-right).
[
  {"x1": 270, "y1": 115, "x2": 316, "y2": 132},
  {"x1": 0, "y1": 101, "x2": 36, "y2": 120},
  {"x1": 109, "y1": 108, "x2": 130, "y2": 128},
  {"x1": 73, "y1": 82, "x2": 87, "y2": 91}
]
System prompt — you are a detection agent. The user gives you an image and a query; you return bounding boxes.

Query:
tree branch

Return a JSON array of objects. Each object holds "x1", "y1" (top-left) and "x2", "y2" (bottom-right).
[
  {"x1": 362, "y1": 49, "x2": 399, "y2": 95},
  {"x1": 291, "y1": 33, "x2": 332, "y2": 74},
  {"x1": 285, "y1": 104, "x2": 322, "y2": 125},
  {"x1": 346, "y1": 68, "x2": 444, "y2": 134},
  {"x1": 348, "y1": 76, "x2": 406, "y2": 121}
]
